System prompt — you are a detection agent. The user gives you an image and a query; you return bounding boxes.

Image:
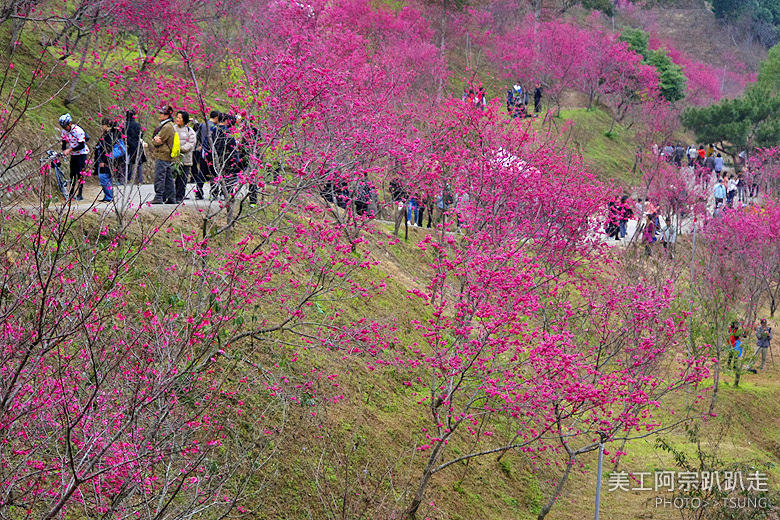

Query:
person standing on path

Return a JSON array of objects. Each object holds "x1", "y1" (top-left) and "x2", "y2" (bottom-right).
[
  {"x1": 619, "y1": 194, "x2": 632, "y2": 239},
  {"x1": 752, "y1": 319, "x2": 772, "y2": 371},
  {"x1": 705, "y1": 153, "x2": 716, "y2": 176},
  {"x1": 124, "y1": 109, "x2": 146, "y2": 184},
  {"x1": 687, "y1": 145, "x2": 697, "y2": 167},
  {"x1": 714, "y1": 153, "x2": 724, "y2": 175},
  {"x1": 174, "y1": 110, "x2": 197, "y2": 203},
  {"x1": 642, "y1": 214, "x2": 656, "y2": 257},
  {"x1": 59, "y1": 113, "x2": 90, "y2": 201},
  {"x1": 727, "y1": 174, "x2": 738, "y2": 207},
  {"x1": 534, "y1": 83, "x2": 543, "y2": 114},
  {"x1": 674, "y1": 143, "x2": 685, "y2": 167},
  {"x1": 151, "y1": 105, "x2": 177, "y2": 204},
  {"x1": 713, "y1": 179, "x2": 726, "y2": 208},
  {"x1": 93, "y1": 118, "x2": 120, "y2": 202}
]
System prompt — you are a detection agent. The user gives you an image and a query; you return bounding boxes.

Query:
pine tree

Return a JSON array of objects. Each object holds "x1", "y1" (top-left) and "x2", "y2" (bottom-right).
[{"x1": 619, "y1": 28, "x2": 687, "y2": 103}]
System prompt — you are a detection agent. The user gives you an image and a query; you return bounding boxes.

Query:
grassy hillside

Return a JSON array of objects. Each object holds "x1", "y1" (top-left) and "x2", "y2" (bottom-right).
[
  {"x1": 106, "y1": 213, "x2": 780, "y2": 520},
  {"x1": 2, "y1": 6, "x2": 780, "y2": 520}
]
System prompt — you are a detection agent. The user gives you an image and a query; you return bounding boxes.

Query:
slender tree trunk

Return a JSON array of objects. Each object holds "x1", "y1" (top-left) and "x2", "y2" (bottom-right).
[
  {"x1": 709, "y1": 332, "x2": 721, "y2": 416},
  {"x1": 404, "y1": 442, "x2": 444, "y2": 520},
  {"x1": 611, "y1": 438, "x2": 629, "y2": 472},
  {"x1": 64, "y1": 32, "x2": 94, "y2": 105},
  {"x1": 537, "y1": 455, "x2": 575, "y2": 520},
  {"x1": 8, "y1": 17, "x2": 24, "y2": 54},
  {"x1": 608, "y1": 112, "x2": 617, "y2": 135}
]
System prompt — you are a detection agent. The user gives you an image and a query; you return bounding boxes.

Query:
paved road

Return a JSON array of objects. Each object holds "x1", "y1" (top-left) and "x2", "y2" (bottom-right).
[
  {"x1": 20, "y1": 165, "x2": 761, "y2": 251},
  {"x1": 39, "y1": 181, "x2": 234, "y2": 214}
]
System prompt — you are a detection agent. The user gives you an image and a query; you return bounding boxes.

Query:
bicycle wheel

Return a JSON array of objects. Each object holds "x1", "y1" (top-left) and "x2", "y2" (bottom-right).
[{"x1": 53, "y1": 165, "x2": 68, "y2": 199}]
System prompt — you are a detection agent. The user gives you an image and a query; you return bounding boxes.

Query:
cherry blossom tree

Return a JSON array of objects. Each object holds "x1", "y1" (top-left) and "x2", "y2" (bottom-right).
[{"x1": 376, "y1": 102, "x2": 709, "y2": 519}]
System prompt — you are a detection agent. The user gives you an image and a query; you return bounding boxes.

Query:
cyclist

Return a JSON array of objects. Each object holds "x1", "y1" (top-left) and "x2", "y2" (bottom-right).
[{"x1": 59, "y1": 113, "x2": 89, "y2": 200}]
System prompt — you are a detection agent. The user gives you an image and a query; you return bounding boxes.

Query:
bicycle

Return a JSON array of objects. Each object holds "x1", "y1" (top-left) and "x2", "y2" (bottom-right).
[{"x1": 41, "y1": 150, "x2": 69, "y2": 200}]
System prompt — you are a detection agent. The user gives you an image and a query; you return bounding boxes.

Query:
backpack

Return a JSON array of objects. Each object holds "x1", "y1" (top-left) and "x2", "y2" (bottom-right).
[
  {"x1": 514, "y1": 90, "x2": 524, "y2": 107},
  {"x1": 111, "y1": 138, "x2": 127, "y2": 160},
  {"x1": 357, "y1": 182, "x2": 372, "y2": 204},
  {"x1": 443, "y1": 189, "x2": 454, "y2": 206},
  {"x1": 170, "y1": 124, "x2": 181, "y2": 159},
  {"x1": 199, "y1": 123, "x2": 213, "y2": 153}
]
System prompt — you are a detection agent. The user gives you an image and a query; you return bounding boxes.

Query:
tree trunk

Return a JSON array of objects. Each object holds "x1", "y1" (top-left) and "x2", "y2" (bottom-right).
[
  {"x1": 537, "y1": 455, "x2": 575, "y2": 520},
  {"x1": 404, "y1": 469, "x2": 434, "y2": 520},
  {"x1": 7, "y1": 17, "x2": 24, "y2": 55},
  {"x1": 611, "y1": 438, "x2": 629, "y2": 472},
  {"x1": 404, "y1": 442, "x2": 444, "y2": 520},
  {"x1": 64, "y1": 33, "x2": 93, "y2": 106},
  {"x1": 708, "y1": 335, "x2": 721, "y2": 416},
  {"x1": 608, "y1": 112, "x2": 617, "y2": 135}
]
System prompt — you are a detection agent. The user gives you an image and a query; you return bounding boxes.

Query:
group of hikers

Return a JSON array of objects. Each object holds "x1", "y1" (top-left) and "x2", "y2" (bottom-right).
[
  {"x1": 462, "y1": 86, "x2": 487, "y2": 110},
  {"x1": 57, "y1": 108, "x2": 465, "y2": 224},
  {"x1": 656, "y1": 142, "x2": 719, "y2": 169},
  {"x1": 460, "y1": 81, "x2": 544, "y2": 118},
  {"x1": 320, "y1": 171, "x2": 379, "y2": 217},
  {"x1": 390, "y1": 179, "x2": 463, "y2": 229},
  {"x1": 727, "y1": 318, "x2": 773, "y2": 373},
  {"x1": 57, "y1": 106, "x2": 254, "y2": 205},
  {"x1": 51, "y1": 78, "x2": 560, "y2": 215},
  {"x1": 506, "y1": 81, "x2": 543, "y2": 119},
  {"x1": 606, "y1": 195, "x2": 677, "y2": 257},
  {"x1": 57, "y1": 107, "x2": 460, "y2": 225},
  {"x1": 654, "y1": 142, "x2": 762, "y2": 212}
]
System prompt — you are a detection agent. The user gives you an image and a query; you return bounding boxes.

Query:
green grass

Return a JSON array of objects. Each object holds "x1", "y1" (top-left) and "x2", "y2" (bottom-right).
[{"x1": 556, "y1": 108, "x2": 640, "y2": 185}]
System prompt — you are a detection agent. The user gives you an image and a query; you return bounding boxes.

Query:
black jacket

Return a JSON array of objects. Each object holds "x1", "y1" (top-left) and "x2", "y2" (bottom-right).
[
  {"x1": 124, "y1": 119, "x2": 146, "y2": 164},
  {"x1": 213, "y1": 125, "x2": 243, "y2": 174},
  {"x1": 95, "y1": 129, "x2": 122, "y2": 174}
]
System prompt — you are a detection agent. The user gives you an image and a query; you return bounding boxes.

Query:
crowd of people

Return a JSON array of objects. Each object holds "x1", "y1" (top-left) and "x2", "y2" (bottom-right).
[
  {"x1": 462, "y1": 86, "x2": 487, "y2": 110},
  {"x1": 459, "y1": 81, "x2": 544, "y2": 118},
  {"x1": 602, "y1": 144, "x2": 776, "y2": 373},
  {"x1": 389, "y1": 180, "x2": 463, "y2": 229},
  {"x1": 605, "y1": 195, "x2": 677, "y2": 258},
  {"x1": 653, "y1": 142, "x2": 764, "y2": 213},
  {"x1": 56, "y1": 108, "x2": 473, "y2": 226},
  {"x1": 55, "y1": 81, "x2": 550, "y2": 207},
  {"x1": 57, "y1": 107, "x2": 254, "y2": 205},
  {"x1": 506, "y1": 82, "x2": 542, "y2": 119}
]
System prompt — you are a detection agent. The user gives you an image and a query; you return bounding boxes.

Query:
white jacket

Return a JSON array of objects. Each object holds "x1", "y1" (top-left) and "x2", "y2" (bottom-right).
[{"x1": 174, "y1": 125, "x2": 197, "y2": 166}]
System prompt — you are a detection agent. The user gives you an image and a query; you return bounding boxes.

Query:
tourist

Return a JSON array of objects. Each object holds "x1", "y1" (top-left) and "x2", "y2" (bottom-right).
[
  {"x1": 174, "y1": 110, "x2": 198, "y2": 203},
  {"x1": 752, "y1": 319, "x2": 772, "y2": 371},
  {"x1": 150, "y1": 105, "x2": 177, "y2": 204},
  {"x1": 124, "y1": 109, "x2": 146, "y2": 184},
  {"x1": 58, "y1": 113, "x2": 90, "y2": 201}
]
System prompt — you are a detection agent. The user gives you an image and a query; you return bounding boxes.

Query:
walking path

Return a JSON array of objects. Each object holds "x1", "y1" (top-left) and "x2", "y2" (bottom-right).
[{"x1": 13, "y1": 164, "x2": 762, "y2": 252}]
